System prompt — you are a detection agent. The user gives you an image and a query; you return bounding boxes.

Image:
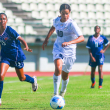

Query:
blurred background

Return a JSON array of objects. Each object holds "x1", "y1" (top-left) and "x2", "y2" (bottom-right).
[{"x1": 0, "y1": 0, "x2": 110, "y2": 72}]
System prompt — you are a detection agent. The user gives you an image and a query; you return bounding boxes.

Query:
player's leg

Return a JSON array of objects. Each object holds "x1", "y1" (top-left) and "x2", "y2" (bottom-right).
[
  {"x1": 59, "y1": 71, "x2": 69, "y2": 97},
  {"x1": 59, "y1": 56, "x2": 75, "y2": 97},
  {"x1": 53, "y1": 59, "x2": 63, "y2": 95},
  {"x1": 97, "y1": 55, "x2": 104, "y2": 89},
  {"x1": 98, "y1": 65, "x2": 103, "y2": 89},
  {"x1": 0, "y1": 63, "x2": 9, "y2": 105},
  {"x1": 91, "y1": 67, "x2": 96, "y2": 88},
  {"x1": 15, "y1": 68, "x2": 38, "y2": 91}
]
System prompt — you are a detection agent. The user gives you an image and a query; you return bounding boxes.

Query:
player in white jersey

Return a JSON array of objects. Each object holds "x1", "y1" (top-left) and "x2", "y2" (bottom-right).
[{"x1": 42, "y1": 4, "x2": 84, "y2": 97}]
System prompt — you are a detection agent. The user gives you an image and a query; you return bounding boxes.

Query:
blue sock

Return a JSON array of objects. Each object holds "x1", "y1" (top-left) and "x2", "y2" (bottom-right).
[
  {"x1": 91, "y1": 78, "x2": 95, "y2": 83},
  {"x1": 24, "y1": 74, "x2": 34, "y2": 83},
  {"x1": 0, "y1": 81, "x2": 3, "y2": 98},
  {"x1": 99, "y1": 78, "x2": 103, "y2": 86}
]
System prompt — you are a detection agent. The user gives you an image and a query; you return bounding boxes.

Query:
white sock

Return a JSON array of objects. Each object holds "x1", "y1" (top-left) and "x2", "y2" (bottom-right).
[
  {"x1": 61, "y1": 78, "x2": 69, "y2": 92},
  {"x1": 53, "y1": 74, "x2": 61, "y2": 95}
]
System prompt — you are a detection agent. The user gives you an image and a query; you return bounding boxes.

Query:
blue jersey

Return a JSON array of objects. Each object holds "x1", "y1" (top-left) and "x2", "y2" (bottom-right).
[
  {"x1": 86, "y1": 35, "x2": 109, "y2": 56},
  {"x1": 0, "y1": 26, "x2": 26, "y2": 62}
]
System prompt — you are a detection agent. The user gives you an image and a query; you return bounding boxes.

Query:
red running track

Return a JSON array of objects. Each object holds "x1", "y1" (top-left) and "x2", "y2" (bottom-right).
[{"x1": 5, "y1": 71, "x2": 110, "y2": 77}]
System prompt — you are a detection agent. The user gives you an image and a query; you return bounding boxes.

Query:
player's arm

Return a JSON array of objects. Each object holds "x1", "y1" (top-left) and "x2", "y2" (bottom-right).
[
  {"x1": 88, "y1": 49, "x2": 96, "y2": 62},
  {"x1": 17, "y1": 36, "x2": 32, "y2": 52},
  {"x1": 69, "y1": 35, "x2": 84, "y2": 44},
  {"x1": 100, "y1": 38, "x2": 110, "y2": 53},
  {"x1": 62, "y1": 21, "x2": 84, "y2": 47},
  {"x1": 100, "y1": 43, "x2": 110, "y2": 53},
  {"x1": 69, "y1": 21, "x2": 85, "y2": 44},
  {"x1": 62, "y1": 35, "x2": 84, "y2": 47},
  {"x1": 42, "y1": 26, "x2": 55, "y2": 50},
  {"x1": 86, "y1": 38, "x2": 96, "y2": 62}
]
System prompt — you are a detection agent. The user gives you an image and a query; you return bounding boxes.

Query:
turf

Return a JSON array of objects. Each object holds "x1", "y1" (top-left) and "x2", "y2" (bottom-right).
[{"x1": 0, "y1": 75, "x2": 110, "y2": 110}]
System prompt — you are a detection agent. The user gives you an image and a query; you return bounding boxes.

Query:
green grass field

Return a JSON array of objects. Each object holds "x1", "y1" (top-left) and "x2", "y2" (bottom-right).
[{"x1": 0, "y1": 75, "x2": 110, "y2": 110}]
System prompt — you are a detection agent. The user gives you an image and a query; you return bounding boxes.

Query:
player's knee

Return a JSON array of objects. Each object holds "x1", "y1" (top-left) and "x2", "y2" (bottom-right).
[
  {"x1": 0, "y1": 74, "x2": 4, "y2": 81},
  {"x1": 99, "y1": 67, "x2": 102, "y2": 73},
  {"x1": 62, "y1": 76, "x2": 68, "y2": 80},
  {"x1": 19, "y1": 77, "x2": 26, "y2": 81},
  {"x1": 56, "y1": 66, "x2": 62, "y2": 72},
  {"x1": 55, "y1": 69, "x2": 62, "y2": 75}
]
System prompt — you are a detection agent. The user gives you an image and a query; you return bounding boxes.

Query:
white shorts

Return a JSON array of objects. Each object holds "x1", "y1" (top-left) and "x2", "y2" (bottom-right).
[{"x1": 53, "y1": 53, "x2": 76, "y2": 73}]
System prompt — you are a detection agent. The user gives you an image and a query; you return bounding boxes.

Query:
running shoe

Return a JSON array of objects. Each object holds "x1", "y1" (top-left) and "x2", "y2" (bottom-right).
[
  {"x1": 32, "y1": 76, "x2": 38, "y2": 92},
  {"x1": 98, "y1": 86, "x2": 102, "y2": 89},
  {"x1": 91, "y1": 81, "x2": 96, "y2": 88},
  {"x1": 59, "y1": 90, "x2": 66, "y2": 97}
]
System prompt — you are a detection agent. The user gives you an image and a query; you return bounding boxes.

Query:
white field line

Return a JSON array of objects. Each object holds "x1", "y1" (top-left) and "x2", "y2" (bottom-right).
[
  {"x1": 4, "y1": 78, "x2": 46, "y2": 84},
  {"x1": 3, "y1": 75, "x2": 81, "y2": 93},
  {"x1": 4, "y1": 81, "x2": 20, "y2": 84},
  {"x1": 4, "y1": 75, "x2": 81, "y2": 84},
  {"x1": 4, "y1": 91, "x2": 53, "y2": 93}
]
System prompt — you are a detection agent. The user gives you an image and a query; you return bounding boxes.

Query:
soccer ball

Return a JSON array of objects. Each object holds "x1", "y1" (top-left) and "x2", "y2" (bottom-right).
[{"x1": 50, "y1": 95, "x2": 65, "y2": 109}]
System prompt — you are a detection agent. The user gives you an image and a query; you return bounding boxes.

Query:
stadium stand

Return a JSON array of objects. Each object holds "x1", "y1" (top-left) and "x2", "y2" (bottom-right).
[{"x1": 0, "y1": 0, "x2": 109, "y2": 43}]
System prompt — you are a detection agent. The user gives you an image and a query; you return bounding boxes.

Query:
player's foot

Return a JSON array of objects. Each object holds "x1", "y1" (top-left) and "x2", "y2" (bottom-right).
[
  {"x1": 0, "y1": 98, "x2": 1, "y2": 106},
  {"x1": 98, "y1": 86, "x2": 102, "y2": 89},
  {"x1": 51, "y1": 93, "x2": 58, "y2": 97},
  {"x1": 54, "y1": 93, "x2": 58, "y2": 96},
  {"x1": 32, "y1": 76, "x2": 38, "y2": 92},
  {"x1": 59, "y1": 90, "x2": 66, "y2": 97},
  {"x1": 91, "y1": 81, "x2": 96, "y2": 88}
]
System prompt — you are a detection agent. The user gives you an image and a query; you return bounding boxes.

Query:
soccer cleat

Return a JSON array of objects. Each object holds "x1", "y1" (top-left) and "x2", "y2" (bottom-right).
[
  {"x1": 91, "y1": 81, "x2": 96, "y2": 88},
  {"x1": 32, "y1": 76, "x2": 38, "y2": 92},
  {"x1": 52, "y1": 93, "x2": 58, "y2": 97},
  {"x1": 0, "y1": 99, "x2": 1, "y2": 106},
  {"x1": 98, "y1": 86, "x2": 102, "y2": 89},
  {"x1": 54, "y1": 93, "x2": 58, "y2": 96},
  {"x1": 59, "y1": 90, "x2": 66, "y2": 97}
]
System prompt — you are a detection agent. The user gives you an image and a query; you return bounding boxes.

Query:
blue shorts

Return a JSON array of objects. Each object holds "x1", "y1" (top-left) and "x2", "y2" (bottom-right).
[
  {"x1": 89, "y1": 54, "x2": 104, "y2": 67},
  {"x1": 0, "y1": 59, "x2": 24, "y2": 69}
]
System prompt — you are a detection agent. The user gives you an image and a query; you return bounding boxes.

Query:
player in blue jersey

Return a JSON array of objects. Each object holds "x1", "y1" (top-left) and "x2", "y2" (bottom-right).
[
  {"x1": 86, "y1": 26, "x2": 109, "y2": 89},
  {"x1": 0, "y1": 13, "x2": 38, "y2": 105},
  {"x1": 42, "y1": 4, "x2": 84, "y2": 97}
]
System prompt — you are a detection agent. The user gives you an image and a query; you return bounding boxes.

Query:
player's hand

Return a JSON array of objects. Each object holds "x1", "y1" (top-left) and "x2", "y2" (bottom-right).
[
  {"x1": 100, "y1": 50, "x2": 105, "y2": 53},
  {"x1": 62, "y1": 42, "x2": 71, "y2": 47},
  {"x1": 91, "y1": 57, "x2": 96, "y2": 62},
  {"x1": 24, "y1": 48, "x2": 32, "y2": 52},
  {"x1": 42, "y1": 39, "x2": 48, "y2": 50}
]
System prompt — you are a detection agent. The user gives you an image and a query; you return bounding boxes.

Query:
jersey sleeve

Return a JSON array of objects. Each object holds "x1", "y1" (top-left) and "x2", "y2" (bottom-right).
[
  {"x1": 70, "y1": 21, "x2": 83, "y2": 37},
  {"x1": 53, "y1": 18, "x2": 56, "y2": 27},
  {"x1": 86, "y1": 37, "x2": 91, "y2": 49},
  {"x1": 53, "y1": 17, "x2": 60, "y2": 27},
  {"x1": 103, "y1": 36, "x2": 109, "y2": 46},
  {"x1": 9, "y1": 26, "x2": 20, "y2": 40}
]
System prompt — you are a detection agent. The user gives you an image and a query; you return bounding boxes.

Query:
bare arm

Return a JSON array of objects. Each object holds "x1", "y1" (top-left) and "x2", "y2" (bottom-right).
[
  {"x1": 17, "y1": 36, "x2": 32, "y2": 52},
  {"x1": 42, "y1": 26, "x2": 55, "y2": 50},
  {"x1": 88, "y1": 49, "x2": 96, "y2": 62},
  {"x1": 100, "y1": 43, "x2": 110, "y2": 53},
  {"x1": 62, "y1": 35, "x2": 85, "y2": 47}
]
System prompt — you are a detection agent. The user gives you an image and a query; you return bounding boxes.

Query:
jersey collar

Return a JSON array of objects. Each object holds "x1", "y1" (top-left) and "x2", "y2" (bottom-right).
[{"x1": 93, "y1": 35, "x2": 100, "y2": 40}]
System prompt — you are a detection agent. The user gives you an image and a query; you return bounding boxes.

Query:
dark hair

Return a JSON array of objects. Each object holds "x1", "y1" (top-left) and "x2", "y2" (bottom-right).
[
  {"x1": 59, "y1": 4, "x2": 71, "y2": 13},
  {"x1": 94, "y1": 25, "x2": 101, "y2": 30},
  {"x1": 0, "y1": 13, "x2": 7, "y2": 18}
]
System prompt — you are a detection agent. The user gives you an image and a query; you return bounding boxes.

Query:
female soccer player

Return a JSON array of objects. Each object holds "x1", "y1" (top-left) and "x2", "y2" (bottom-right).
[
  {"x1": 0, "y1": 13, "x2": 38, "y2": 105},
  {"x1": 86, "y1": 26, "x2": 109, "y2": 89},
  {"x1": 42, "y1": 4, "x2": 84, "y2": 97}
]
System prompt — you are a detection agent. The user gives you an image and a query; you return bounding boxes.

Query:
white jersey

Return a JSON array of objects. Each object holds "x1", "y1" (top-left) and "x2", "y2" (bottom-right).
[{"x1": 52, "y1": 17, "x2": 83, "y2": 57}]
